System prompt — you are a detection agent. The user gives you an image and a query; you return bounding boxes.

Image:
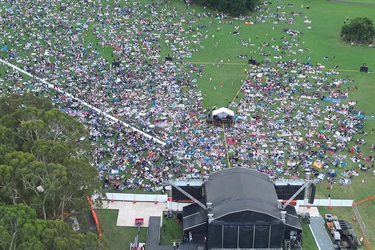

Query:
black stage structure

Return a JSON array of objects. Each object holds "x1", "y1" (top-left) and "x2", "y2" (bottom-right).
[
  {"x1": 171, "y1": 180, "x2": 204, "y2": 201},
  {"x1": 274, "y1": 180, "x2": 306, "y2": 200},
  {"x1": 182, "y1": 168, "x2": 302, "y2": 249}
]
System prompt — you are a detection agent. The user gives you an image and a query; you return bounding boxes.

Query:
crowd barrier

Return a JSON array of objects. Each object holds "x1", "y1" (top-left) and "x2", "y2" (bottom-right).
[
  {"x1": 86, "y1": 196, "x2": 103, "y2": 240},
  {"x1": 296, "y1": 199, "x2": 354, "y2": 209},
  {"x1": 94, "y1": 193, "x2": 169, "y2": 203}
]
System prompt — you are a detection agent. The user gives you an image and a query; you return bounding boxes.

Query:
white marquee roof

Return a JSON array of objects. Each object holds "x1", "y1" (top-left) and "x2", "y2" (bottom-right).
[{"x1": 212, "y1": 107, "x2": 234, "y2": 118}]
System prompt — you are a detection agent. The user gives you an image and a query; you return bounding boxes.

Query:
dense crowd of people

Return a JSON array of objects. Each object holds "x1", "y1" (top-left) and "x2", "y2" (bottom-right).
[{"x1": 0, "y1": 0, "x2": 373, "y2": 192}]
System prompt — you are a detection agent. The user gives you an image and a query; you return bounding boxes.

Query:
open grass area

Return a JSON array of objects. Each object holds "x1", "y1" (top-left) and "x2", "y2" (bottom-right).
[
  {"x1": 159, "y1": 218, "x2": 183, "y2": 245},
  {"x1": 96, "y1": 209, "x2": 147, "y2": 250},
  {"x1": 180, "y1": 0, "x2": 375, "y2": 109},
  {"x1": 302, "y1": 222, "x2": 319, "y2": 250},
  {"x1": 356, "y1": 200, "x2": 375, "y2": 245}
]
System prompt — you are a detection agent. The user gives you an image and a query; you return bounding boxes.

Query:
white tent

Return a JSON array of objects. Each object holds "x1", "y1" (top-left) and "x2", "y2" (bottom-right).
[{"x1": 212, "y1": 107, "x2": 234, "y2": 118}]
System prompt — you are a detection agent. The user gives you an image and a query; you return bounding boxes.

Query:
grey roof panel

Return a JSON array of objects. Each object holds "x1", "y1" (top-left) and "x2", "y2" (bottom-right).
[{"x1": 205, "y1": 167, "x2": 281, "y2": 220}]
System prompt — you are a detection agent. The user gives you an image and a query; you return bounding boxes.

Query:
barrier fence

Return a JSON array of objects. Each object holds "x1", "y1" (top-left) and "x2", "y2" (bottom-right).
[
  {"x1": 93, "y1": 193, "x2": 169, "y2": 203},
  {"x1": 86, "y1": 196, "x2": 103, "y2": 240},
  {"x1": 353, "y1": 201, "x2": 372, "y2": 250},
  {"x1": 295, "y1": 199, "x2": 354, "y2": 210}
]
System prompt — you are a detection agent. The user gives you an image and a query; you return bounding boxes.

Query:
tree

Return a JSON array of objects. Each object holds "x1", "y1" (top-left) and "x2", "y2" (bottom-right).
[
  {"x1": 42, "y1": 220, "x2": 103, "y2": 250},
  {"x1": 341, "y1": 17, "x2": 375, "y2": 44},
  {"x1": 0, "y1": 93, "x2": 53, "y2": 117},
  {"x1": 0, "y1": 125, "x2": 17, "y2": 148},
  {"x1": 0, "y1": 95, "x2": 100, "y2": 221},
  {"x1": 0, "y1": 151, "x2": 37, "y2": 206},
  {"x1": 0, "y1": 203, "x2": 47, "y2": 250},
  {"x1": 0, "y1": 148, "x2": 100, "y2": 221},
  {"x1": 0, "y1": 204, "x2": 106, "y2": 250},
  {"x1": 57, "y1": 158, "x2": 100, "y2": 220},
  {"x1": 193, "y1": 0, "x2": 259, "y2": 16},
  {"x1": 1, "y1": 106, "x2": 89, "y2": 152},
  {"x1": 219, "y1": 0, "x2": 247, "y2": 17},
  {"x1": 0, "y1": 94, "x2": 106, "y2": 248}
]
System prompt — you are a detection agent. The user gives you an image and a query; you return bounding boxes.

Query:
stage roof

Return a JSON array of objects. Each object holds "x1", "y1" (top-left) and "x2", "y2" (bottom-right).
[
  {"x1": 205, "y1": 167, "x2": 281, "y2": 221},
  {"x1": 182, "y1": 203, "x2": 207, "y2": 231}
]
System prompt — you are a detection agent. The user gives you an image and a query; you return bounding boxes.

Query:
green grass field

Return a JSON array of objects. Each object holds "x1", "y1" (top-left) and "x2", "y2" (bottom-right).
[
  {"x1": 302, "y1": 222, "x2": 319, "y2": 250},
  {"x1": 96, "y1": 209, "x2": 147, "y2": 250},
  {"x1": 1, "y1": 0, "x2": 374, "y2": 248},
  {"x1": 160, "y1": 218, "x2": 183, "y2": 245}
]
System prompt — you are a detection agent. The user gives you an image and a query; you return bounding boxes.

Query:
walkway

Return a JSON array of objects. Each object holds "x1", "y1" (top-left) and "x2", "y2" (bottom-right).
[
  {"x1": 146, "y1": 216, "x2": 174, "y2": 250},
  {"x1": 0, "y1": 59, "x2": 166, "y2": 146},
  {"x1": 309, "y1": 215, "x2": 334, "y2": 250}
]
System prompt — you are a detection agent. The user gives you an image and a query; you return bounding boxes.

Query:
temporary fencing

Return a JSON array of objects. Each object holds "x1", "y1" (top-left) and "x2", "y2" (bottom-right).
[
  {"x1": 352, "y1": 196, "x2": 374, "y2": 250},
  {"x1": 86, "y1": 196, "x2": 103, "y2": 240}
]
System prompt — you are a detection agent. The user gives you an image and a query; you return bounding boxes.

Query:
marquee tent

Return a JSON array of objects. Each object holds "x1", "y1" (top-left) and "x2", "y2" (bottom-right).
[
  {"x1": 212, "y1": 107, "x2": 235, "y2": 125},
  {"x1": 212, "y1": 107, "x2": 234, "y2": 118}
]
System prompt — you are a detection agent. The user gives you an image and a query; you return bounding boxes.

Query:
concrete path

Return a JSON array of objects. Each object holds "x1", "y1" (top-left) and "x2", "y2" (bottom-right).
[
  {"x1": 146, "y1": 216, "x2": 161, "y2": 247},
  {"x1": 298, "y1": 206, "x2": 320, "y2": 216},
  {"x1": 0, "y1": 59, "x2": 166, "y2": 145},
  {"x1": 309, "y1": 215, "x2": 334, "y2": 250}
]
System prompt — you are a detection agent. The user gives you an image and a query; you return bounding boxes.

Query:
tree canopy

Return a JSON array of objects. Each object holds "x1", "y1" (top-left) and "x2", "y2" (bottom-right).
[
  {"x1": 0, "y1": 94, "x2": 99, "y2": 221},
  {"x1": 341, "y1": 17, "x2": 375, "y2": 44},
  {"x1": 194, "y1": 0, "x2": 259, "y2": 17},
  {"x1": 0, "y1": 94, "x2": 105, "y2": 249},
  {"x1": 0, "y1": 204, "x2": 104, "y2": 250}
]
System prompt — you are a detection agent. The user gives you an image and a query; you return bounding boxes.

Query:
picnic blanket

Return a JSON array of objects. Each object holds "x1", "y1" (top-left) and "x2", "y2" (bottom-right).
[{"x1": 323, "y1": 97, "x2": 341, "y2": 103}]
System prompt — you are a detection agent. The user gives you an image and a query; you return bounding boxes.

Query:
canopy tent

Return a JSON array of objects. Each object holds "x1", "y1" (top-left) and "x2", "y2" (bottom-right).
[
  {"x1": 212, "y1": 107, "x2": 234, "y2": 118},
  {"x1": 212, "y1": 107, "x2": 235, "y2": 126}
]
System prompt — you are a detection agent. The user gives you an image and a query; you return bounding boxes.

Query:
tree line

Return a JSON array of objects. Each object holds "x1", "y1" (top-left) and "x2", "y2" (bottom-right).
[{"x1": 193, "y1": 0, "x2": 260, "y2": 17}]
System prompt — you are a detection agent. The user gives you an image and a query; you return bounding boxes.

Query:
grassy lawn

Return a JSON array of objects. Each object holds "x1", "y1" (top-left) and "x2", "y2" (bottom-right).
[
  {"x1": 355, "y1": 200, "x2": 375, "y2": 244},
  {"x1": 96, "y1": 209, "x2": 147, "y2": 250},
  {"x1": 160, "y1": 218, "x2": 183, "y2": 245},
  {"x1": 302, "y1": 222, "x2": 319, "y2": 250}
]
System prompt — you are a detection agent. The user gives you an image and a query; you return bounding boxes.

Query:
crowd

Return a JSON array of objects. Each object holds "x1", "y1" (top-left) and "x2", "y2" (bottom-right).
[{"x1": 0, "y1": 0, "x2": 373, "y2": 192}]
